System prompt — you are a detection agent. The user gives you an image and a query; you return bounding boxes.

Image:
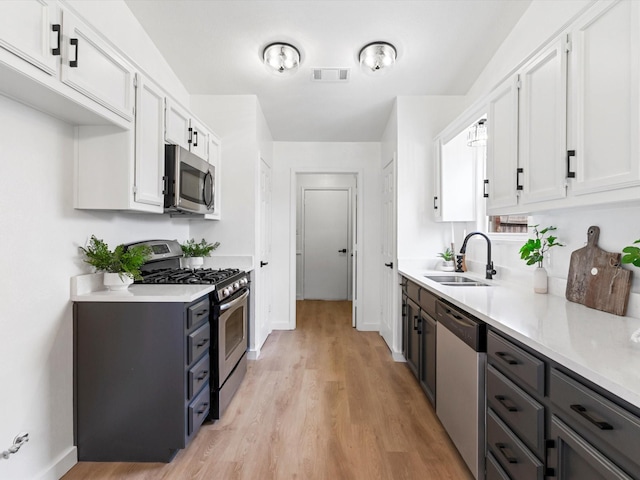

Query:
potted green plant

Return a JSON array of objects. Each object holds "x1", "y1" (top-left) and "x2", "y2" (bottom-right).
[
  {"x1": 79, "y1": 235, "x2": 152, "y2": 291},
  {"x1": 621, "y1": 239, "x2": 640, "y2": 267},
  {"x1": 180, "y1": 238, "x2": 220, "y2": 268},
  {"x1": 437, "y1": 247, "x2": 455, "y2": 271},
  {"x1": 519, "y1": 225, "x2": 564, "y2": 294}
]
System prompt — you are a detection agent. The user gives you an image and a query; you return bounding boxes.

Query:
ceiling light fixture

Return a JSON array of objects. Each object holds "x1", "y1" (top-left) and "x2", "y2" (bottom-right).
[
  {"x1": 263, "y1": 42, "x2": 300, "y2": 75},
  {"x1": 359, "y1": 42, "x2": 397, "y2": 74}
]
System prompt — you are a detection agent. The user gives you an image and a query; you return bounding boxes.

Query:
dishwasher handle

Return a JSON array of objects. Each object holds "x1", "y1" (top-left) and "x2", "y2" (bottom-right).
[{"x1": 436, "y1": 300, "x2": 486, "y2": 352}]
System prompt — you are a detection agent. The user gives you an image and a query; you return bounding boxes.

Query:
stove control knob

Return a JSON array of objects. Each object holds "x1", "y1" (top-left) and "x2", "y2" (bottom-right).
[
  {"x1": 233, "y1": 281, "x2": 240, "y2": 290},
  {"x1": 222, "y1": 287, "x2": 231, "y2": 297},
  {"x1": 240, "y1": 277, "x2": 248, "y2": 286}
]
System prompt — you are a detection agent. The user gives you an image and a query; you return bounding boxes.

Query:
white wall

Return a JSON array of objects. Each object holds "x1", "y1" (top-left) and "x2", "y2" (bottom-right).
[
  {"x1": 0, "y1": 96, "x2": 189, "y2": 480},
  {"x1": 396, "y1": 96, "x2": 467, "y2": 260},
  {"x1": 271, "y1": 142, "x2": 382, "y2": 331}
]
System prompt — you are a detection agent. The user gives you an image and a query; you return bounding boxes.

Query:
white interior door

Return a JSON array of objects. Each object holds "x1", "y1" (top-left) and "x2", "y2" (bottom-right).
[
  {"x1": 380, "y1": 157, "x2": 396, "y2": 350},
  {"x1": 258, "y1": 158, "x2": 272, "y2": 344},
  {"x1": 303, "y1": 189, "x2": 350, "y2": 300}
]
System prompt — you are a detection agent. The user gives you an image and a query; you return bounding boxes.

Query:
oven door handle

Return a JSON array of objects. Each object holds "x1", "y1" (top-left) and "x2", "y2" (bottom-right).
[{"x1": 219, "y1": 289, "x2": 249, "y2": 311}]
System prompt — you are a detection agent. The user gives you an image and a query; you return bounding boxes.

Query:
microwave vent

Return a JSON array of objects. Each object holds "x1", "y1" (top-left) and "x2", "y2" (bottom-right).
[{"x1": 311, "y1": 68, "x2": 350, "y2": 82}]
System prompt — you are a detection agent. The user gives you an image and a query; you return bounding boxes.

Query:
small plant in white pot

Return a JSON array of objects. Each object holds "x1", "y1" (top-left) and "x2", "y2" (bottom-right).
[
  {"x1": 437, "y1": 247, "x2": 455, "y2": 271},
  {"x1": 519, "y1": 225, "x2": 564, "y2": 294},
  {"x1": 79, "y1": 235, "x2": 151, "y2": 291},
  {"x1": 180, "y1": 238, "x2": 220, "y2": 269}
]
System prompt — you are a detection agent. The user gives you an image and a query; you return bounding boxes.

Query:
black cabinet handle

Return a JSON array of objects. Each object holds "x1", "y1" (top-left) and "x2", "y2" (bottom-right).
[
  {"x1": 495, "y1": 395, "x2": 519, "y2": 412},
  {"x1": 417, "y1": 317, "x2": 422, "y2": 335},
  {"x1": 483, "y1": 179, "x2": 489, "y2": 198},
  {"x1": 196, "y1": 309, "x2": 208, "y2": 317},
  {"x1": 570, "y1": 404, "x2": 613, "y2": 430},
  {"x1": 496, "y1": 351, "x2": 519, "y2": 365},
  {"x1": 385, "y1": 262, "x2": 393, "y2": 268},
  {"x1": 196, "y1": 403, "x2": 209, "y2": 415},
  {"x1": 338, "y1": 249, "x2": 347, "y2": 253},
  {"x1": 516, "y1": 168, "x2": 524, "y2": 191},
  {"x1": 496, "y1": 443, "x2": 518, "y2": 464},
  {"x1": 188, "y1": 127, "x2": 193, "y2": 144},
  {"x1": 413, "y1": 315, "x2": 419, "y2": 331},
  {"x1": 52, "y1": 24, "x2": 61, "y2": 55},
  {"x1": 196, "y1": 371, "x2": 209, "y2": 381},
  {"x1": 567, "y1": 150, "x2": 576, "y2": 178},
  {"x1": 196, "y1": 339, "x2": 209, "y2": 348},
  {"x1": 260, "y1": 261, "x2": 268, "y2": 267},
  {"x1": 70, "y1": 38, "x2": 79, "y2": 67},
  {"x1": 193, "y1": 130, "x2": 198, "y2": 147},
  {"x1": 433, "y1": 196, "x2": 438, "y2": 210}
]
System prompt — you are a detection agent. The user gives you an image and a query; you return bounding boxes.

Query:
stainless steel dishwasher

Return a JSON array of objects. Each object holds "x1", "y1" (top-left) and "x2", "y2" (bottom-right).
[{"x1": 435, "y1": 299, "x2": 487, "y2": 480}]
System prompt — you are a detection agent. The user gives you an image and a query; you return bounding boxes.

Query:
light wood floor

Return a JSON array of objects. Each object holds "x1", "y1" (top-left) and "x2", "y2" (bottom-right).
[{"x1": 63, "y1": 300, "x2": 473, "y2": 480}]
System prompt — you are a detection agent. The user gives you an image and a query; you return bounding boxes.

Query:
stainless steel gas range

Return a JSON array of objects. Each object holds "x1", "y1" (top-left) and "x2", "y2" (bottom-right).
[{"x1": 132, "y1": 239, "x2": 250, "y2": 421}]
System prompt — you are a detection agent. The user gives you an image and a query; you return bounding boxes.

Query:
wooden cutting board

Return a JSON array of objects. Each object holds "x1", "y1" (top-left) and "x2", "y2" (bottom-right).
[{"x1": 565, "y1": 226, "x2": 632, "y2": 316}]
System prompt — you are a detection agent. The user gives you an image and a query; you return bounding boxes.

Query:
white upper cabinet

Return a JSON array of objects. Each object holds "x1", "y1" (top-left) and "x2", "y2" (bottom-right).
[
  {"x1": 485, "y1": 75, "x2": 519, "y2": 212},
  {"x1": 0, "y1": 0, "x2": 59, "y2": 76},
  {"x1": 165, "y1": 98, "x2": 210, "y2": 162},
  {"x1": 518, "y1": 37, "x2": 568, "y2": 205},
  {"x1": 60, "y1": 9, "x2": 135, "y2": 122},
  {"x1": 134, "y1": 75, "x2": 165, "y2": 208},
  {"x1": 568, "y1": 0, "x2": 640, "y2": 195},
  {"x1": 433, "y1": 111, "x2": 480, "y2": 222},
  {"x1": 0, "y1": 2, "x2": 134, "y2": 126}
]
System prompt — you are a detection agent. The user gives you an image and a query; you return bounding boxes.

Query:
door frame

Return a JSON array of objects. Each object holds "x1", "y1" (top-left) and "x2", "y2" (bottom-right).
[
  {"x1": 301, "y1": 186, "x2": 353, "y2": 301},
  {"x1": 290, "y1": 167, "x2": 364, "y2": 329}
]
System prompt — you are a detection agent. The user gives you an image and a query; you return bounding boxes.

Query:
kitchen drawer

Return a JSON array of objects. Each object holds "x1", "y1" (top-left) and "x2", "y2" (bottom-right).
[
  {"x1": 419, "y1": 288, "x2": 437, "y2": 318},
  {"x1": 407, "y1": 280, "x2": 420, "y2": 303},
  {"x1": 187, "y1": 383, "x2": 210, "y2": 437},
  {"x1": 187, "y1": 322, "x2": 210, "y2": 365},
  {"x1": 487, "y1": 408, "x2": 544, "y2": 480},
  {"x1": 487, "y1": 451, "x2": 512, "y2": 480},
  {"x1": 487, "y1": 364, "x2": 545, "y2": 458},
  {"x1": 550, "y1": 368, "x2": 640, "y2": 468},
  {"x1": 187, "y1": 298, "x2": 210, "y2": 330},
  {"x1": 488, "y1": 331, "x2": 545, "y2": 396},
  {"x1": 188, "y1": 354, "x2": 210, "y2": 400}
]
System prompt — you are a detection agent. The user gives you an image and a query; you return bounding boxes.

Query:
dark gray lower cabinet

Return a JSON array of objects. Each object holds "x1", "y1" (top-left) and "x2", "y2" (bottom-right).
[
  {"x1": 73, "y1": 296, "x2": 211, "y2": 462},
  {"x1": 401, "y1": 277, "x2": 437, "y2": 407}
]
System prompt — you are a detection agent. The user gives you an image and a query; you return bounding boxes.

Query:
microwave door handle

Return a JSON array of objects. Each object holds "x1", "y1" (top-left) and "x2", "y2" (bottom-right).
[
  {"x1": 219, "y1": 289, "x2": 249, "y2": 311},
  {"x1": 204, "y1": 171, "x2": 214, "y2": 209}
]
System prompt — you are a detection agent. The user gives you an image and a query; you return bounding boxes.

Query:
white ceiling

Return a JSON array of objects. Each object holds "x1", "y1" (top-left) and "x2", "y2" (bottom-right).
[{"x1": 124, "y1": 0, "x2": 531, "y2": 142}]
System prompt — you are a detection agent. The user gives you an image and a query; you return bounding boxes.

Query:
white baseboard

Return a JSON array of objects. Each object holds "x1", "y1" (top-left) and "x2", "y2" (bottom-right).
[
  {"x1": 392, "y1": 351, "x2": 406, "y2": 362},
  {"x1": 247, "y1": 349, "x2": 260, "y2": 360},
  {"x1": 36, "y1": 446, "x2": 77, "y2": 480}
]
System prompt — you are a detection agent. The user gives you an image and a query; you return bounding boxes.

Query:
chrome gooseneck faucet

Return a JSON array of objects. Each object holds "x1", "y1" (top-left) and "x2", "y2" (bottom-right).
[{"x1": 456, "y1": 231, "x2": 497, "y2": 280}]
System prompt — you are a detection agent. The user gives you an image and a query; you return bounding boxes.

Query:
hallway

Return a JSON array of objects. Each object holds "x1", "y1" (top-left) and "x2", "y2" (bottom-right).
[{"x1": 64, "y1": 300, "x2": 472, "y2": 479}]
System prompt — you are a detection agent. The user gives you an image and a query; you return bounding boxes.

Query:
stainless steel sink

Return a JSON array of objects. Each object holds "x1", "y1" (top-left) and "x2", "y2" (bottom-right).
[{"x1": 424, "y1": 275, "x2": 491, "y2": 287}]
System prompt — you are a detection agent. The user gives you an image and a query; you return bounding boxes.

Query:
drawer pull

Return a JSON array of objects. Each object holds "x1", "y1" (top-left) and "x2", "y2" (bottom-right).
[
  {"x1": 196, "y1": 309, "x2": 208, "y2": 317},
  {"x1": 196, "y1": 371, "x2": 208, "y2": 381},
  {"x1": 495, "y1": 395, "x2": 519, "y2": 412},
  {"x1": 196, "y1": 339, "x2": 209, "y2": 348},
  {"x1": 496, "y1": 351, "x2": 519, "y2": 365},
  {"x1": 196, "y1": 402, "x2": 210, "y2": 415},
  {"x1": 570, "y1": 404, "x2": 613, "y2": 430},
  {"x1": 496, "y1": 443, "x2": 518, "y2": 464}
]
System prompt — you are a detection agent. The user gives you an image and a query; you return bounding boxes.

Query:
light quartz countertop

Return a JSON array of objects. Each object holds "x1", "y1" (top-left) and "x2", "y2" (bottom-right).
[
  {"x1": 399, "y1": 264, "x2": 640, "y2": 410},
  {"x1": 71, "y1": 273, "x2": 215, "y2": 303}
]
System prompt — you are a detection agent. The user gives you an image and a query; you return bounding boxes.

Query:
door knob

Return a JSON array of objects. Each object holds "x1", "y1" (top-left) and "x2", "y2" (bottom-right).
[
  {"x1": 385, "y1": 262, "x2": 394, "y2": 268},
  {"x1": 260, "y1": 261, "x2": 269, "y2": 267},
  {"x1": 338, "y1": 249, "x2": 347, "y2": 253}
]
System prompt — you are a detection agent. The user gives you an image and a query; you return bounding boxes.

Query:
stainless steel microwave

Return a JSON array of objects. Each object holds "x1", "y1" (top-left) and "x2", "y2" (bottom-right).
[{"x1": 164, "y1": 144, "x2": 215, "y2": 215}]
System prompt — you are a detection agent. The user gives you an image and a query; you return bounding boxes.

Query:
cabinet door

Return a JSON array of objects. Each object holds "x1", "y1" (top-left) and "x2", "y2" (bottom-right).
[
  {"x1": 134, "y1": 75, "x2": 165, "y2": 208},
  {"x1": 486, "y1": 75, "x2": 519, "y2": 212},
  {"x1": 165, "y1": 98, "x2": 190, "y2": 149},
  {"x1": 549, "y1": 416, "x2": 633, "y2": 480},
  {"x1": 519, "y1": 37, "x2": 568, "y2": 205},
  {"x1": 419, "y1": 311, "x2": 436, "y2": 406},
  {"x1": 60, "y1": 10, "x2": 135, "y2": 122},
  {"x1": 189, "y1": 117, "x2": 209, "y2": 161},
  {"x1": 406, "y1": 299, "x2": 420, "y2": 379},
  {"x1": 204, "y1": 132, "x2": 222, "y2": 220},
  {"x1": 0, "y1": 0, "x2": 59, "y2": 76},
  {"x1": 569, "y1": 0, "x2": 640, "y2": 195}
]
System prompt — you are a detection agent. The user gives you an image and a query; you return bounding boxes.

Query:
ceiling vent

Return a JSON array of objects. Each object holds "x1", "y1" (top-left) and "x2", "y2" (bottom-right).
[{"x1": 311, "y1": 68, "x2": 350, "y2": 82}]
